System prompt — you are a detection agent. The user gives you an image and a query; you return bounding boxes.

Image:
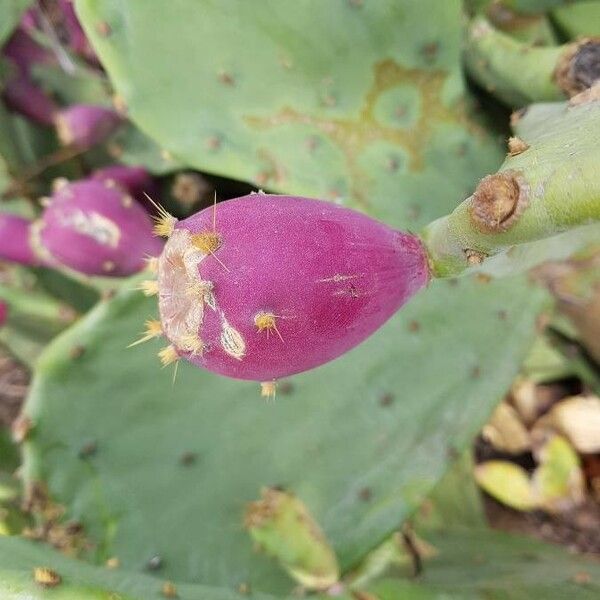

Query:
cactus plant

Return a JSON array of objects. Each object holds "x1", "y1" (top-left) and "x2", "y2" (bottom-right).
[
  {"x1": 0, "y1": 0, "x2": 598, "y2": 596},
  {"x1": 75, "y1": 0, "x2": 505, "y2": 230},
  {"x1": 21, "y1": 273, "x2": 548, "y2": 589},
  {"x1": 464, "y1": 16, "x2": 600, "y2": 106},
  {"x1": 552, "y1": 1, "x2": 600, "y2": 38},
  {"x1": 422, "y1": 90, "x2": 600, "y2": 276}
]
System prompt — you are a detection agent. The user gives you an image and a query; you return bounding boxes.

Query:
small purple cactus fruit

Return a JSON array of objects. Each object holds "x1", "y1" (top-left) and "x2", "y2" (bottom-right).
[
  {"x1": 57, "y1": 0, "x2": 99, "y2": 64},
  {"x1": 31, "y1": 179, "x2": 162, "y2": 276},
  {"x1": 54, "y1": 105, "x2": 122, "y2": 149},
  {"x1": 2, "y1": 28, "x2": 58, "y2": 125},
  {"x1": 3, "y1": 28, "x2": 55, "y2": 73},
  {"x1": 3, "y1": 75, "x2": 57, "y2": 125},
  {"x1": 140, "y1": 194, "x2": 430, "y2": 394},
  {"x1": 0, "y1": 301, "x2": 6, "y2": 327},
  {"x1": 0, "y1": 213, "x2": 40, "y2": 266},
  {"x1": 91, "y1": 165, "x2": 159, "y2": 208}
]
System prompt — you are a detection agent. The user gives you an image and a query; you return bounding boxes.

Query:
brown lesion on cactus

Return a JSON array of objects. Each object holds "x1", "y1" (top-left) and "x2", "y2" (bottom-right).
[
  {"x1": 22, "y1": 482, "x2": 91, "y2": 557},
  {"x1": 33, "y1": 567, "x2": 62, "y2": 588},
  {"x1": 569, "y1": 81, "x2": 600, "y2": 106},
  {"x1": 507, "y1": 136, "x2": 529, "y2": 156},
  {"x1": 469, "y1": 170, "x2": 528, "y2": 233},
  {"x1": 555, "y1": 38, "x2": 600, "y2": 97},
  {"x1": 253, "y1": 148, "x2": 288, "y2": 188},
  {"x1": 464, "y1": 249, "x2": 486, "y2": 266},
  {"x1": 244, "y1": 59, "x2": 482, "y2": 209}
]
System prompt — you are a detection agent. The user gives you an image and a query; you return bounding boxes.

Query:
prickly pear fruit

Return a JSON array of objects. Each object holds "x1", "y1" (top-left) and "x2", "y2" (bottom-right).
[
  {"x1": 245, "y1": 487, "x2": 340, "y2": 590},
  {"x1": 57, "y1": 0, "x2": 99, "y2": 64},
  {"x1": 145, "y1": 194, "x2": 429, "y2": 388},
  {"x1": 31, "y1": 180, "x2": 162, "y2": 276},
  {"x1": 0, "y1": 213, "x2": 40, "y2": 267},
  {"x1": 91, "y1": 165, "x2": 159, "y2": 207},
  {"x1": 2, "y1": 28, "x2": 58, "y2": 125},
  {"x1": 0, "y1": 301, "x2": 6, "y2": 327},
  {"x1": 54, "y1": 105, "x2": 122, "y2": 149},
  {"x1": 3, "y1": 28, "x2": 55, "y2": 72},
  {"x1": 3, "y1": 75, "x2": 57, "y2": 125}
]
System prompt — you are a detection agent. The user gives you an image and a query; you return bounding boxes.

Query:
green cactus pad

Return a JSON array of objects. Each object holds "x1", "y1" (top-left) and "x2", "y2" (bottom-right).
[
  {"x1": 552, "y1": 1, "x2": 600, "y2": 38},
  {"x1": 2, "y1": 525, "x2": 600, "y2": 599},
  {"x1": 22, "y1": 273, "x2": 547, "y2": 591},
  {"x1": 0, "y1": 537, "x2": 271, "y2": 600},
  {"x1": 0, "y1": 0, "x2": 31, "y2": 45},
  {"x1": 75, "y1": 0, "x2": 504, "y2": 230}
]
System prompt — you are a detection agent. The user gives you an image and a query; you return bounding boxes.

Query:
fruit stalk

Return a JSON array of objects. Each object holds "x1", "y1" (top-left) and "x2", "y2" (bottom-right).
[{"x1": 421, "y1": 89, "x2": 600, "y2": 277}]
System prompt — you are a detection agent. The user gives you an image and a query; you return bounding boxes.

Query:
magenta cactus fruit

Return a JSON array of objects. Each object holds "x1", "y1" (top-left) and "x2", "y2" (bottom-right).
[
  {"x1": 143, "y1": 194, "x2": 430, "y2": 391},
  {"x1": 57, "y1": 0, "x2": 98, "y2": 61},
  {"x1": 3, "y1": 28, "x2": 55, "y2": 72},
  {"x1": 3, "y1": 75, "x2": 57, "y2": 125},
  {"x1": 91, "y1": 165, "x2": 159, "y2": 207},
  {"x1": 2, "y1": 28, "x2": 58, "y2": 124},
  {"x1": 0, "y1": 213, "x2": 40, "y2": 267},
  {"x1": 54, "y1": 105, "x2": 122, "y2": 149},
  {"x1": 31, "y1": 180, "x2": 162, "y2": 276},
  {"x1": 0, "y1": 301, "x2": 6, "y2": 327}
]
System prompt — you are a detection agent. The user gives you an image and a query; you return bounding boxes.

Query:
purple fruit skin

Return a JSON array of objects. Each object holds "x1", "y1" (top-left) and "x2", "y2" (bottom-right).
[
  {"x1": 91, "y1": 165, "x2": 159, "y2": 208},
  {"x1": 3, "y1": 28, "x2": 55, "y2": 72},
  {"x1": 38, "y1": 180, "x2": 162, "y2": 276},
  {"x1": 158, "y1": 194, "x2": 430, "y2": 381},
  {"x1": 2, "y1": 28, "x2": 58, "y2": 124},
  {"x1": 58, "y1": 0, "x2": 99, "y2": 64},
  {"x1": 3, "y1": 75, "x2": 57, "y2": 125},
  {"x1": 55, "y1": 105, "x2": 122, "y2": 149},
  {"x1": 0, "y1": 301, "x2": 6, "y2": 327},
  {"x1": 0, "y1": 213, "x2": 40, "y2": 266}
]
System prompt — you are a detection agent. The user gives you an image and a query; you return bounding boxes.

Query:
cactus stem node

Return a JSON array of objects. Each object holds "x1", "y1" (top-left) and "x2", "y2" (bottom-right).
[{"x1": 469, "y1": 171, "x2": 528, "y2": 233}]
